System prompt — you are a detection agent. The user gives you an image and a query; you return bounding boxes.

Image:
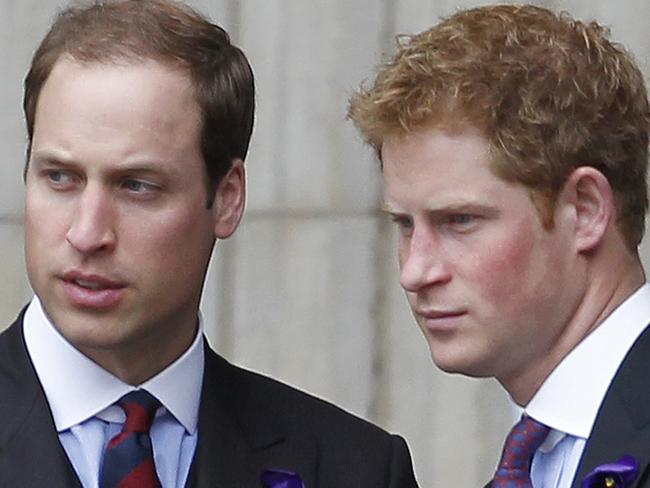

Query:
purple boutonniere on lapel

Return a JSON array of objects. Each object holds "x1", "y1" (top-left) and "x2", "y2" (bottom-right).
[
  {"x1": 581, "y1": 455, "x2": 639, "y2": 488},
  {"x1": 261, "y1": 469, "x2": 306, "y2": 488}
]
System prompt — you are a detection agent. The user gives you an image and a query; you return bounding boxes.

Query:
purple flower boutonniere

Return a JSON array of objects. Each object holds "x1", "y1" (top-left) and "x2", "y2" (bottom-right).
[
  {"x1": 261, "y1": 469, "x2": 306, "y2": 488},
  {"x1": 581, "y1": 455, "x2": 639, "y2": 488}
]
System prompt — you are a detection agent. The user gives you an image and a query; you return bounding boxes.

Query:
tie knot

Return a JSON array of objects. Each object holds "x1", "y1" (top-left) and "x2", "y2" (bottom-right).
[
  {"x1": 492, "y1": 416, "x2": 550, "y2": 487},
  {"x1": 117, "y1": 390, "x2": 160, "y2": 434}
]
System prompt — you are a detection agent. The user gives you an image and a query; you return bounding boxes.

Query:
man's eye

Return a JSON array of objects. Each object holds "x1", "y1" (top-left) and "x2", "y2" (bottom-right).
[
  {"x1": 45, "y1": 170, "x2": 74, "y2": 186},
  {"x1": 446, "y1": 214, "x2": 480, "y2": 232},
  {"x1": 449, "y1": 214, "x2": 474, "y2": 225},
  {"x1": 123, "y1": 179, "x2": 156, "y2": 193},
  {"x1": 390, "y1": 215, "x2": 414, "y2": 233}
]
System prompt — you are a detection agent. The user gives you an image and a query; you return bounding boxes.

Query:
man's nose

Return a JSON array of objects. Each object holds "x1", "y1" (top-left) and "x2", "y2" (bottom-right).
[
  {"x1": 399, "y1": 228, "x2": 451, "y2": 293},
  {"x1": 65, "y1": 185, "x2": 117, "y2": 254}
]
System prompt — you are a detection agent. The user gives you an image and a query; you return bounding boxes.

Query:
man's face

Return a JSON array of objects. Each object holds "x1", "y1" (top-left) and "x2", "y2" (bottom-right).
[
  {"x1": 25, "y1": 58, "x2": 240, "y2": 378},
  {"x1": 382, "y1": 126, "x2": 584, "y2": 389}
]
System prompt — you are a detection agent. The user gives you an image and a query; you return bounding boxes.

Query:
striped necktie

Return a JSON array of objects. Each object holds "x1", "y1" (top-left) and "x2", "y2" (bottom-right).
[
  {"x1": 491, "y1": 416, "x2": 550, "y2": 487},
  {"x1": 100, "y1": 390, "x2": 162, "y2": 488}
]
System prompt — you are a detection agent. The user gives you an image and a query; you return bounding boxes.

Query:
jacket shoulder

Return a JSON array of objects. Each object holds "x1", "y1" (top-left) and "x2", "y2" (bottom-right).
[
  {"x1": 204, "y1": 349, "x2": 418, "y2": 487},
  {"x1": 212, "y1": 351, "x2": 389, "y2": 439}
]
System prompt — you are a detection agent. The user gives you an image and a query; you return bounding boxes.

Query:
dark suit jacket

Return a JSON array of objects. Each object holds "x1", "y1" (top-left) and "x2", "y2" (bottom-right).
[
  {"x1": 570, "y1": 324, "x2": 650, "y2": 488},
  {"x1": 484, "y1": 325, "x2": 650, "y2": 488},
  {"x1": 0, "y1": 313, "x2": 418, "y2": 488}
]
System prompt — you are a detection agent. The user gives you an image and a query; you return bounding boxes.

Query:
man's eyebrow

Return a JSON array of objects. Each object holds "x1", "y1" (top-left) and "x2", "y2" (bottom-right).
[
  {"x1": 29, "y1": 151, "x2": 179, "y2": 176},
  {"x1": 381, "y1": 201, "x2": 501, "y2": 216},
  {"x1": 428, "y1": 202, "x2": 500, "y2": 214},
  {"x1": 29, "y1": 152, "x2": 76, "y2": 168},
  {"x1": 114, "y1": 165, "x2": 169, "y2": 176},
  {"x1": 381, "y1": 203, "x2": 405, "y2": 214}
]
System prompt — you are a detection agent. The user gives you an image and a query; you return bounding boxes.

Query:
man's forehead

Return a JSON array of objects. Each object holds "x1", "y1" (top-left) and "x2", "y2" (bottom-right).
[
  {"x1": 37, "y1": 56, "x2": 198, "y2": 124},
  {"x1": 47, "y1": 54, "x2": 188, "y2": 80},
  {"x1": 51, "y1": 46, "x2": 188, "y2": 70}
]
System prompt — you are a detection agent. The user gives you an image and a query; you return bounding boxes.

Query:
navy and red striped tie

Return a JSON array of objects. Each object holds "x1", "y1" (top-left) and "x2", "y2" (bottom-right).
[
  {"x1": 491, "y1": 416, "x2": 550, "y2": 487},
  {"x1": 100, "y1": 390, "x2": 162, "y2": 488}
]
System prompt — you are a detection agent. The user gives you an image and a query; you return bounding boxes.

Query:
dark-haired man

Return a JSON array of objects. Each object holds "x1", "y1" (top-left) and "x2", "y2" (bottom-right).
[
  {"x1": 0, "y1": 1, "x2": 418, "y2": 487},
  {"x1": 350, "y1": 4, "x2": 650, "y2": 488}
]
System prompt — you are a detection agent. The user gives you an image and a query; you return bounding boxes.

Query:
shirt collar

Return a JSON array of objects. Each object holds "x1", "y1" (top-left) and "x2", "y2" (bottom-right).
[
  {"x1": 23, "y1": 296, "x2": 204, "y2": 434},
  {"x1": 525, "y1": 283, "x2": 650, "y2": 439}
]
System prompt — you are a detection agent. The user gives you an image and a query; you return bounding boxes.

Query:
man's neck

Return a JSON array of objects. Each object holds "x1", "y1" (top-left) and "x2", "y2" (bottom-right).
[
  {"x1": 76, "y1": 321, "x2": 199, "y2": 386},
  {"x1": 503, "y1": 258, "x2": 645, "y2": 405}
]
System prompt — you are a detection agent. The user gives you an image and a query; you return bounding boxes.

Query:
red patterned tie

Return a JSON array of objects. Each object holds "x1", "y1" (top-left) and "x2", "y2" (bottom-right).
[
  {"x1": 491, "y1": 416, "x2": 550, "y2": 488},
  {"x1": 100, "y1": 390, "x2": 162, "y2": 488}
]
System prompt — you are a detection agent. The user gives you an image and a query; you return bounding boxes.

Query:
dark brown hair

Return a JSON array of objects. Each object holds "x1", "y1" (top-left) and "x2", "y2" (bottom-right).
[
  {"x1": 349, "y1": 5, "x2": 650, "y2": 249},
  {"x1": 24, "y1": 0, "x2": 255, "y2": 205}
]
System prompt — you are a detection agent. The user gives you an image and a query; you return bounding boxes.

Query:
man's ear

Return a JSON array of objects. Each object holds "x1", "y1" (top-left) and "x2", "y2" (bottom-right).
[
  {"x1": 561, "y1": 166, "x2": 614, "y2": 252},
  {"x1": 212, "y1": 160, "x2": 246, "y2": 239}
]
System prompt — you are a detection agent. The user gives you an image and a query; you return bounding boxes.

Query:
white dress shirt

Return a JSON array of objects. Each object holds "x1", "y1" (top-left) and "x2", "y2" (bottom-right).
[
  {"x1": 519, "y1": 284, "x2": 650, "y2": 487},
  {"x1": 23, "y1": 297, "x2": 205, "y2": 488}
]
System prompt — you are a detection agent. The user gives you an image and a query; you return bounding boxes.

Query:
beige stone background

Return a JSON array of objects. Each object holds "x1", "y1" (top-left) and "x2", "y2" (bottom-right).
[{"x1": 1, "y1": 1, "x2": 648, "y2": 486}]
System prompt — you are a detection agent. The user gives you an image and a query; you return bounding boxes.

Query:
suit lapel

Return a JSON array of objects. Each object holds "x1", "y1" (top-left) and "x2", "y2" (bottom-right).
[
  {"x1": 572, "y1": 325, "x2": 650, "y2": 488},
  {"x1": 187, "y1": 346, "x2": 318, "y2": 488},
  {"x1": 1, "y1": 315, "x2": 315, "y2": 488},
  {"x1": 0, "y1": 315, "x2": 82, "y2": 488}
]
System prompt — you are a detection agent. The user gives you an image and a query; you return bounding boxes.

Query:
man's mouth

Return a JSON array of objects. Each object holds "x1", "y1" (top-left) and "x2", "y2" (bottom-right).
[
  {"x1": 60, "y1": 271, "x2": 127, "y2": 309},
  {"x1": 73, "y1": 278, "x2": 107, "y2": 290},
  {"x1": 415, "y1": 309, "x2": 466, "y2": 319},
  {"x1": 62, "y1": 271, "x2": 125, "y2": 289},
  {"x1": 414, "y1": 308, "x2": 467, "y2": 331}
]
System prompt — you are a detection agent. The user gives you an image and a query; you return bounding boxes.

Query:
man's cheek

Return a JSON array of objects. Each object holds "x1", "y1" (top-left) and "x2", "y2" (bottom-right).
[{"x1": 475, "y1": 238, "x2": 535, "y2": 301}]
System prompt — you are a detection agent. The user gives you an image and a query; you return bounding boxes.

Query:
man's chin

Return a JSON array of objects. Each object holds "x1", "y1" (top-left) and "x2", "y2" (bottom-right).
[
  {"x1": 46, "y1": 312, "x2": 132, "y2": 352},
  {"x1": 429, "y1": 350, "x2": 493, "y2": 378}
]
